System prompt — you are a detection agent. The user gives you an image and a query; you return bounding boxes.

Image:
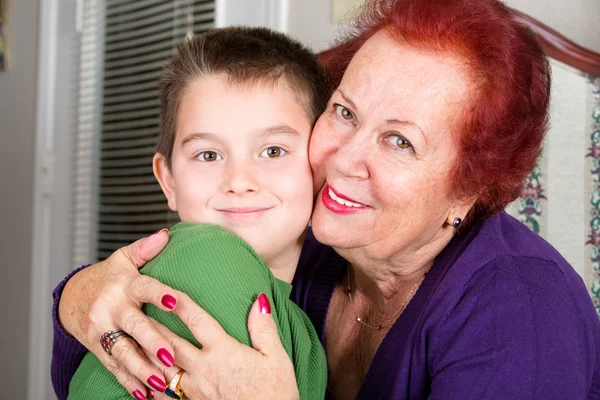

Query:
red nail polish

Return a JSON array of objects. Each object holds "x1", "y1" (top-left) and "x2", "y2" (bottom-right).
[
  {"x1": 157, "y1": 348, "x2": 174, "y2": 367},
  {"x1": 148, "y1": 389, "x2": 155, "y2": 399},
  {"x1": 132, "y1": 389, "x2": 146, "y2": 400},
  {"x1": 161, "y1": 294, "x2": 177, "y2": 310},
  {"x1": 258, "y1": 293, "x2": 271, "y2": 314},
  {"x1": 147, "y1": 375, "x2": 167, "y2": 392}
]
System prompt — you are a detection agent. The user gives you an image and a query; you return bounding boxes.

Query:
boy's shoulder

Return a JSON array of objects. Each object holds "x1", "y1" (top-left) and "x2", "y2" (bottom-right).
[
  {"x1": 166, "y1": 222, "x2": 260, "y2": 257},
  {"x1": 169, "y1": 221, "x2": 245, "y2": 241},
  {"x1": 142, "y1": 222, "x2": 268, "y2": 278}
]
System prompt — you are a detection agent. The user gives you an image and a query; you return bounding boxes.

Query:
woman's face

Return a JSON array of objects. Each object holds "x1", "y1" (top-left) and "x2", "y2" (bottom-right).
[{"x1": 310, "y1": 31, "x2": 473, "y2": 262}]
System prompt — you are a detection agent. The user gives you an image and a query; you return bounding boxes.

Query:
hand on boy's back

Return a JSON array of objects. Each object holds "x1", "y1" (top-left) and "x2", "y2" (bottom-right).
[{"x1": 60, "y1": 229, "x2": 170, "y2": 344}]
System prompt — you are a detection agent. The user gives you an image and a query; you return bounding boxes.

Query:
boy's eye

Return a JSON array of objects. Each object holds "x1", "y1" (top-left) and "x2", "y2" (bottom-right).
[
  {"x1": 260, "y1": 146, "x2": 287, "y2": 158},
  {"x1": 196, "y1": 151, "x2": 222, "y2": 162},
  {"x1": 334, "y1": 104, "x2": 354, "y2": 121}
]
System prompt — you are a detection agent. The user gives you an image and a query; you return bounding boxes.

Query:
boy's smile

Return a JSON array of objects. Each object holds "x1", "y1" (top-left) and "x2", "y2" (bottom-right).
[
  {"x1": 215, "y1": 206, "x2": 275, "y2": 222},
  {"x1": 153, "y1": 73, "x2": 315, "y2": 279}
]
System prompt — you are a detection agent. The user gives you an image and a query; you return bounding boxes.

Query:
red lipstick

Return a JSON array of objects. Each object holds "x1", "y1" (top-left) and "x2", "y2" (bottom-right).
[{"x1": 321, "y1": 184, "x2": 368, "y2": 215}]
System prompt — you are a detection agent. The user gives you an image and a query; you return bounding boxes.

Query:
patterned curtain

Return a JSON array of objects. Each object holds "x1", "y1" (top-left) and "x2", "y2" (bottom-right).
[{"x1": 506, "y1": 59, "x2": 600, "y2": 315}]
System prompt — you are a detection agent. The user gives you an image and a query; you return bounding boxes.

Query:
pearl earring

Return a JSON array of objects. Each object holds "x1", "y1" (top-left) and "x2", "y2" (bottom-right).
[{"x1": 452, "y1": 217, "x2": 462, "y2": 228}]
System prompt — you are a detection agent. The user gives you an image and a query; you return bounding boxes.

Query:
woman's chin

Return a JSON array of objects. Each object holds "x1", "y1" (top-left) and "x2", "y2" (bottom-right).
[{"x1": 311, "y1": 205, "x2": 357, "y2": 248}]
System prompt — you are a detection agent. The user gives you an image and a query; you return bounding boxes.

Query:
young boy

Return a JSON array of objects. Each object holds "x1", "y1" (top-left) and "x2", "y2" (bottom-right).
[{"x1": 68, "y1": 27, "x2": 330, "y2": 399}]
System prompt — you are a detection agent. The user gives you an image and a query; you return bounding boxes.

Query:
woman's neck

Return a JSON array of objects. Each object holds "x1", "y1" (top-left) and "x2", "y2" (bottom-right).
[
  {"x1": 349, "y1": 259, "x2": 431, "y2": 312},
  {"x1": 337, "y1": 228, "x2": 454, "y2": 309}
]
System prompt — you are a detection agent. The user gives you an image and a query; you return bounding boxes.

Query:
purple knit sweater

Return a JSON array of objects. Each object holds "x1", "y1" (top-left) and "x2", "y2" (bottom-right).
[{"x1": 52, "y1": 212, "x2": 600, "y2": 399}]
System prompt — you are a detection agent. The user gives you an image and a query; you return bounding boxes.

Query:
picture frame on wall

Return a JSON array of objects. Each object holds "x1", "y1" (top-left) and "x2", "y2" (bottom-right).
[
  {"x1": 0, "y1": 0, "x2": 9, "y2": 71},
  {"x1": 332, "y1": 0, "x2": 366, "y2": 22}
]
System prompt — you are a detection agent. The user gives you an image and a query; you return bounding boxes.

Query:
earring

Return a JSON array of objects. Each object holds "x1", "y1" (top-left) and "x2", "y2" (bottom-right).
[{"x1": 452, "y1": 217, "x2": 462, "y2": 228}]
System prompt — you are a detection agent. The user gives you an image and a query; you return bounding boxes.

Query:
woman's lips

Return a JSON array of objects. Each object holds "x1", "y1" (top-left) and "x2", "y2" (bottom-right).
[{"x1": 321, "y1": 184, "x2": 368, "y2": 214}]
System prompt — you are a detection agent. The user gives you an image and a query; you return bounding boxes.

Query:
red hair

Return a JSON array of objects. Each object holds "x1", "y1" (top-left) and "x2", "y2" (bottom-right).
[{"x1": 319, "y1": 0, "x2": 551, "y2": 229}]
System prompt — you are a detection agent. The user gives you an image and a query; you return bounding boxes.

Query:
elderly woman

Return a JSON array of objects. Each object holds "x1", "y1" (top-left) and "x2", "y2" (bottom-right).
[{"x1": 52, "y1": 0, "x2": 600, "y2": 398}]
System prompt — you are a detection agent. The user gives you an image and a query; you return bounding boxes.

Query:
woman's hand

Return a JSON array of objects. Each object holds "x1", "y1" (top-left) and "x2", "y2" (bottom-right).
[
  {"x1": 58, "y1": 230, "x2": 180, "y2": 398},
  {"x1": 148, "y1": 293, "x2": 299, "y2": 400}
]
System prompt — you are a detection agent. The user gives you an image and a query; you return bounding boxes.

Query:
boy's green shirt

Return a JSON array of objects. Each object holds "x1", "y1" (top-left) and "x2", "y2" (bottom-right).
[{"x1": 69, "y1": 223, "x2": 327, "y2": 399}]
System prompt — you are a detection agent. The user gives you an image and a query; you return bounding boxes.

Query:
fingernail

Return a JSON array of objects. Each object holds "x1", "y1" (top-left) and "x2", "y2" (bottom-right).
[
  {"x1": 153, "y1": 228, "x2": 168, "y2": 236},
  {"x1": 157, "y1": 348, "x2": 174, "y2": 367},
  {"x1": 148, "y1": 389, "x2": 155, "y2": 399},
  {"x1": 161, "y1": 294, "x2": 177, "y2": 310},
  {"x1": 258, "y1": 293, "x2": 271, "y2": 314},
  {"x1": 147, "y1": 375, "x2": 167, "y2": 392},
  {"x1": 132, "y1": 390, "x2": 146, "y2": 400}
]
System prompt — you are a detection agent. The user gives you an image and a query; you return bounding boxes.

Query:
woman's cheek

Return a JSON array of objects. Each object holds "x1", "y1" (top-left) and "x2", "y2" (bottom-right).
[{"x1": 308, "y1": 122, "x2": 330, "y2": 192}]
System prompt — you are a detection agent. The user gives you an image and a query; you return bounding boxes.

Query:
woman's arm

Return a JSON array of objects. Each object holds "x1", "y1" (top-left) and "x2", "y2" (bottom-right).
[
  {"x1": 51, "y1": 265, "x2": 91, "y2": 400},
  {"x1": 52, "y1": 230, "x2": 178, "y2": 399},
  {"x1": 52, "y1": 228, "x2": 301, "y2": 399}
]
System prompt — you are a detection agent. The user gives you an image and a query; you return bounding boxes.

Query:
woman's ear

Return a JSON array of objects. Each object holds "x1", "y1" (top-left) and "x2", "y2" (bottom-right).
[
  {"x1": 153, "y1": 153, "x2": 178, "y2": 212},
  {"x1": 445, "y1": 196, "x2": 477, "y2": 228}
]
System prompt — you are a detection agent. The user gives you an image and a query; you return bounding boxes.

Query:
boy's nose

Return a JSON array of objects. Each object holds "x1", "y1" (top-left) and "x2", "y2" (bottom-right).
[{"x1": 223, "y1": 161, "x2": 260, "y2": 194}]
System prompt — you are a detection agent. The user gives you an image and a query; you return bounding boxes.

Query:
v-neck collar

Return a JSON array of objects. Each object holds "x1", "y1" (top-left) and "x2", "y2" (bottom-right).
[{"x1": 308, "y1": 229, "x2": 477, "y2": 399}]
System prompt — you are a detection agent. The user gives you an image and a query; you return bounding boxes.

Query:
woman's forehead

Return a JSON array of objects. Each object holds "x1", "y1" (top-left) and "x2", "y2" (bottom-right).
[
  {"x1": 345, "y1": 32, "x2": 470, "y2": 93},
  {"x1": 340, "y1": 32, "x2": 472, "y2": 133}
]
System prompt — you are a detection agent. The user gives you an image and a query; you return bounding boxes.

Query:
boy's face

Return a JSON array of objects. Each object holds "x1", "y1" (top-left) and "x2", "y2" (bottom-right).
[{"x1": 154, "y1": 74, "x2": 314, "y2": 267}]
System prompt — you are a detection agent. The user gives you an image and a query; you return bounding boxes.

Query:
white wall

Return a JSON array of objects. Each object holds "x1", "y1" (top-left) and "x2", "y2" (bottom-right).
[
  {"x1": 286, "y1": 0, "x2": 341, "y2": 51},
  {"x1": 505, "y1": 0, "x2": 600, "y2": 53},
  {"x1": 285, "y1": 0, "x2": 600, "y2": 54},
  {"x1": 27, "y1": 0, "x2": 79, "y2": 397},
  {"x1": 0, "y1": 0, "x2": 39, "y2": 398}
]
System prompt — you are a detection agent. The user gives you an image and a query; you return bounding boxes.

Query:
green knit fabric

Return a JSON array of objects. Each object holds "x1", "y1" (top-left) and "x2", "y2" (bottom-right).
[{"x1": 69, "y1": 223, "x2": 327, "y2": 399}]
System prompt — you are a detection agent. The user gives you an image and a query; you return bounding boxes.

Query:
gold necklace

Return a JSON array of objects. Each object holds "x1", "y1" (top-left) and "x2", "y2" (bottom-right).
[{"x1": 346, "y1": 264, "x2": 425, "y2": 331}]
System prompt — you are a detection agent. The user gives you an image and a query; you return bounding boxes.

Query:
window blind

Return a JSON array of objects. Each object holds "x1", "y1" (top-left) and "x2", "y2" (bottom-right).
[
  {"x1": 72, "y1": 0, "x2": 105, "y2": 267},
  {"x1": 98, "y1": 0, "x2": 215, "y2": 260},
  {"x1": 73, "y1": 0, "x2": 216, "y2": 264}
]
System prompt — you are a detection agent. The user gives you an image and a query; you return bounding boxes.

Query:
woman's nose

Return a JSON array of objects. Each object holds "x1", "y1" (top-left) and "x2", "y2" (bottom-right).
[
  {"x1": 332, "y1": 130, "x2": 370, "y2": 180},
  {"x1": 222, "y1": 160, "x2": 260, "y2": 194}
]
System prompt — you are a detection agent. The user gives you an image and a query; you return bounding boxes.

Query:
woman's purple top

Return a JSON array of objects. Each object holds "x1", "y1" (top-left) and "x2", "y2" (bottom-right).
[{"x1": 52, "y1": 212, "x2": 600, "y2": 399}]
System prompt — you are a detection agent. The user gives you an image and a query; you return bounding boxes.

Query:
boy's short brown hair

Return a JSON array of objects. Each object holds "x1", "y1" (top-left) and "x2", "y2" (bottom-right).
[{"x1": 157, "y1": 26, "x2": 331, "y2": 167}]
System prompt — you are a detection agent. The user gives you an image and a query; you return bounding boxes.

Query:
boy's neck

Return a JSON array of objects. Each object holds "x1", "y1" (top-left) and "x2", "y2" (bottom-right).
[{"x1": 265, "y1": 230, "x2": 307, "y2": 283}]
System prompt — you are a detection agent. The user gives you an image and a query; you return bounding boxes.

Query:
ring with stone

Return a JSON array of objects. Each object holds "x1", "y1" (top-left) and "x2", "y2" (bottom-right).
[
  {"x1": 100, "y1": 330, "x2": 131, "y2": 356},
  {"x1": 165, "y1": 369, "x2": 185, "y2": 399}
]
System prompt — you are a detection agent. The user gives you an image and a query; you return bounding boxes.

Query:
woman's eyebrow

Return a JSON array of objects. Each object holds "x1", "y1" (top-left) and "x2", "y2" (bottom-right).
[
  {"x1": 337, "y1": 89, "x2": 358, "y2": 110},
  {"x1": 337, "y1": 89, "x2": 428, "y2": 144},
  {"x1": 386, "y1": 119, "x2": 428, "y2": 144}
]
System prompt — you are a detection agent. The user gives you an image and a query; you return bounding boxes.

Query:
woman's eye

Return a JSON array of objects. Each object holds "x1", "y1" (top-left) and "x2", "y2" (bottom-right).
[
  {"x1": 334, "y1": 104, "x2": 354, "y2": 121},
  {"x1": 260, "y1": 146, "x2": 287, "y2": 158},
  {"x1": 389, "y1": 135, "x2": 412, "y2": 150},
  {"x1": 196, "y1": 151, "x2": 222, "y2": 162}
]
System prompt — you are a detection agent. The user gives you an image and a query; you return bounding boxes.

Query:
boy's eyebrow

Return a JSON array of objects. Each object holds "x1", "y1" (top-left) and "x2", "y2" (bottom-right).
[
  {"x1": 180, "y1": 125, "x2": 300, "y2": 147},
  {"x1": 257, "y1": 125, "x2": 301, "y2": 138},
  {"x1": 181, "y1": 132, "x2": 219, "y2": 146}
]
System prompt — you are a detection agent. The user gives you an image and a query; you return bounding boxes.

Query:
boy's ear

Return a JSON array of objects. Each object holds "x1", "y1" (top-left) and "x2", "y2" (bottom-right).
[{"x1": 153, "y1": 153, "x2": 178, "y2": 212}]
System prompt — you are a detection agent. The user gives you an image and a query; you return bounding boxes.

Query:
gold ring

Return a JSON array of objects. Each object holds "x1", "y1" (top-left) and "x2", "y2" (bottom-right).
[{"x1": 165, "y1": 369, "x2": 185, "y2": 399}]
